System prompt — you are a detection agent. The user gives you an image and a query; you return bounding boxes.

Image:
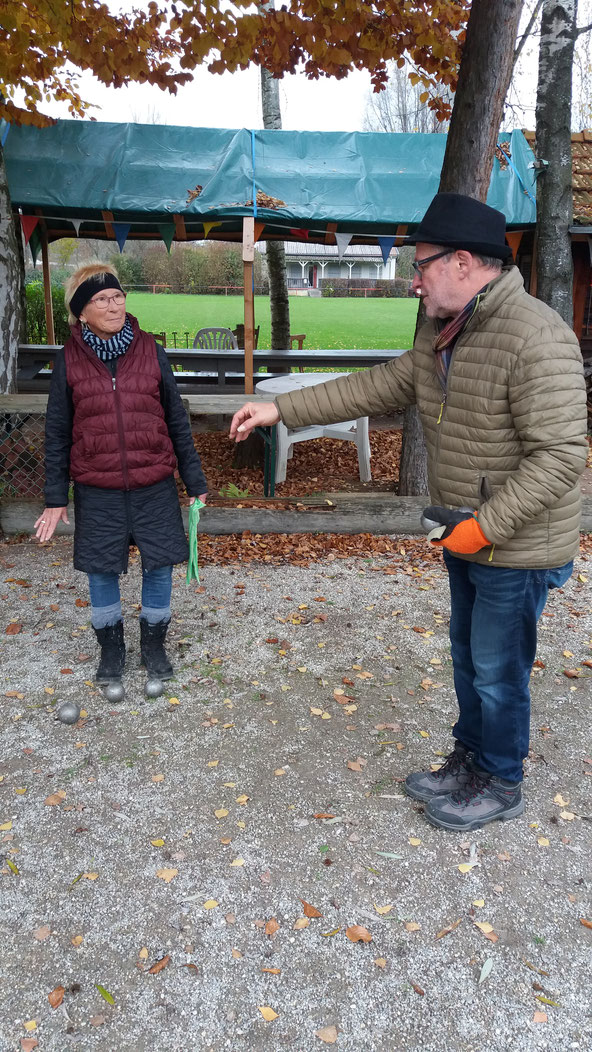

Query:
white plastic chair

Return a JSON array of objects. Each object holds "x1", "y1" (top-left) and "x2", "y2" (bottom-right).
[{"x1": 274, "y1": 417, "x2": 371, "y2": 484}]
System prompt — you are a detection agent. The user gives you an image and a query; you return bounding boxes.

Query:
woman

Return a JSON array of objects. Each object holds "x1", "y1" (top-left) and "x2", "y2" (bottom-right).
[{"x1": 35, "y1": 263, "x2": 207, "y2": 688}]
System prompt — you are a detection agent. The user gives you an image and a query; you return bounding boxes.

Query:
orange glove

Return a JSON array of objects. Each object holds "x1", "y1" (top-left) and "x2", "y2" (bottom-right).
[{"x1": 422, "y1": 506, "x2": 490, "y2": 554}]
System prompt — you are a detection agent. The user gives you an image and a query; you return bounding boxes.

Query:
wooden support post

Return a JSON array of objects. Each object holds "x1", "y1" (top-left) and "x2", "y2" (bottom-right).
[
  {"x1": 243, "y1": 216, "x2": 255, "y2": 395},
  {"x1": 39, "y1": 222, "x2": 55, "y2": 345}
]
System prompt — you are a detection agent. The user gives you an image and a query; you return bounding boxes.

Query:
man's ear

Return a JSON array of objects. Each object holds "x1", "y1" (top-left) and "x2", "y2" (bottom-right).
[{"x1": 455, "y1": 249, "x2": 473, "y2": 273}]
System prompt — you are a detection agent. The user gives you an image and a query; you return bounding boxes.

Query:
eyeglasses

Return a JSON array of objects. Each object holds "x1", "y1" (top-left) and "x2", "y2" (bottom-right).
[
  {"x1": 412, "y1": 250, "x2": 451, "y2": 277},
  {"x1": 89, "y1": 292, "x2": 126, "y2": 309}
]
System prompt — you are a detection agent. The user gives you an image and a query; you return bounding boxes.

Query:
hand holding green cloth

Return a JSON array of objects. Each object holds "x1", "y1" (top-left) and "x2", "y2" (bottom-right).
[{"x1": 186, "y1": 499, "x2": 205, "y2": 584}]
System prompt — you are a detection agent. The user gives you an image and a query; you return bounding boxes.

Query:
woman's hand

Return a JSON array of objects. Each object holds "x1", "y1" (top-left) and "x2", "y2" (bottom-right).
[
  {"x1": 34, "y1": 507, "x2": 69, "y2": 542},
  {"x1": 229, "y1": 402, "x2": 280, "y2": 442},
  {"x1": 189, "y1": 494, "x2": 207, "y2": 506}
]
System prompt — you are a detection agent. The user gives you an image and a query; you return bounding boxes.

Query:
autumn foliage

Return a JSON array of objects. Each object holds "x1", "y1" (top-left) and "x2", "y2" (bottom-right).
[{"x1": 1, "y1": 1, "x2": 470, "y2": 127}]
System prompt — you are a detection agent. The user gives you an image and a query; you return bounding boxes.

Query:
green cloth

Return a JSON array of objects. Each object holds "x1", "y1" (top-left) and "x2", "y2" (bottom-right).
[{"x1": 186, "y1": 499, "x2": 205, "y2": 585}]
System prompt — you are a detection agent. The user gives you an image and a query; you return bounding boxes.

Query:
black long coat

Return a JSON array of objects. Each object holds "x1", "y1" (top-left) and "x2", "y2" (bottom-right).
[{"x1": 44, "y1": 334, "x2": 207, "y2": 574}]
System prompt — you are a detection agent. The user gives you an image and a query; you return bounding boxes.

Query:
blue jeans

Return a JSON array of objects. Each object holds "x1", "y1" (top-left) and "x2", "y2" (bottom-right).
[
  {"x1": 444, "y1": 552, "x2": 573, "y2": 783},
  {"x1": 88, "y1": 565, "x2": 173, "y2": 628}
]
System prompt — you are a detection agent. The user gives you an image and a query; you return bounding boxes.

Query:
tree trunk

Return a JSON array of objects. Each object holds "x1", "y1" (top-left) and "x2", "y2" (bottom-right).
[
  {"x1": 233, "y1": 2, "x2": 290, "y2": 472},
  {"x1": 398, "y1": 0, "x2": 524, "y2": 495},
  {"x1": 0, "y1": 143, "x2": 20, "y2": 393},
  {"x1": 535, "y1": 0, "x2": 576, "y2": 325}
]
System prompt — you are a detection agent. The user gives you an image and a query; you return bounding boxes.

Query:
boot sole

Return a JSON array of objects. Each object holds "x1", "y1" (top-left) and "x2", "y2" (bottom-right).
[
  {"x1": 425, "y1": 798, "x2": 525, "y2": 831},
  {"x1": 404, "y1": 783, "x2": 458, "y2": 804}
]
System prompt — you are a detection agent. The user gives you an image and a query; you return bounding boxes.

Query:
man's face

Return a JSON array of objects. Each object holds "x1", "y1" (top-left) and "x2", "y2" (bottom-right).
[{"x1": 411, "y1": 243, "x2": 460, "y2": 319}]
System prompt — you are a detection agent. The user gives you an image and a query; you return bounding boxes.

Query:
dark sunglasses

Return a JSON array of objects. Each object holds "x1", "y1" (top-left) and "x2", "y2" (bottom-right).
[{"x1": 412, "y1": 250, "x2": 451, "y2": 276}]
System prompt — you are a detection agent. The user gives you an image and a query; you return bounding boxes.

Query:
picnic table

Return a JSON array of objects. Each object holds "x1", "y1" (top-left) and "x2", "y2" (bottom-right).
[{"x1": 16, "y1": 344, "x2": 406, "y2": 391}]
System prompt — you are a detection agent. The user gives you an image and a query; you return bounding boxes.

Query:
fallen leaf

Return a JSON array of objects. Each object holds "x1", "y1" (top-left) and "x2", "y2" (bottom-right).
[
  {"x1": 374, "y1": 904, "x2": 394, "y2": 916},
  {"x1": 580, "y1": 918, "x2": 592, "y2": 930},
  {"x1": 90, "y1": 1014, "x2": 106, "y2": 1027},
  {"x1": 405, "y1": 921, "x2": 421, "y2": 932},
  {"x1": 231, "y1": 948, "x2": 243, "y2": 958},
  {"x1": 151, "y1": 773, "x2": 165, "y2": 783},
  {"x1": 472, "y1": 899, "x2": 485, "y2": 908},
  {"x1": 374, "y1": 957, "x2": 387, "y2": 969},
  {"x1": 293, "y1": 918, "x2": 310, "y2": 929},
  {"x1": 23, "y1": 1022, "x2": 37, "y2": 1033},
  {"x1": 533, "y1": 1012, "x2": 548, "y2": 1023},
  {"x1": 411, "y1": 982, "x2": 425, "y2": 996},
  {"x1": 148, "y1": 954, "x2": 171, "y2": 974},
  {"x1": 258, "y1": 1006, "x2": 278, "y2": 1021},
  {"x1": 262, "y1": 967, "x2": 281, "y2": 975},
  {"x1": 408, "y1": 837, "x2": 421, "y2": 846},
  {"x1": 345, "y1": 925, "x2": 372, "y2": 943},
  {"x1": 95, "y1": 984, "x2": 115, "y2": 1005},
  {"x1": 48, "y1": 985, "x2": 65, "y2": 1008},
  {"x1": 436, "y1": 918, "x2": 462, "y2": 939},
  {"x1": 71, "y1": 935, "x2": 83, "y2": 947},
  {"x1": 6, "y1": 623, "x2": 22, "y2": 635},
  {"x1": 83, "y1": 871, "x2": 99, "y2": 881},
  {"x1": 182, "y1": 962, "x2": 199, "y2": 974},
  {"x1": 563, "y1": 669, "x2": 580, "y2": 678},
  {"x1": 214, "y1": 809, "x2": 229, "y2": 819},
  {"x1": 203, "y1": 899, "x2": 218, "y2": 909},
  {"x1": 560, "y1": 811, "x2": 576, "y2": 821},
  {"x1": 0, "y1": 820, "x2": 12, "y2": 831},
  {"x1": 315, "y1": 1025, "x2": 338, "y2": 1043},
  {"x1": 20, "y1": 1039, "x2": 39, "y2": 1052},
  {"x1": 150, "y1": 838, "x2": 165, "y2": 847},
  {"x1": 313, "y1": 813, "x2": 335, "y2": 820},
  {"x1": 156, "y1": 868, "x2": 178, "y2": 883},
  {"x1": 230, "y1": 857, "x2": 245, "y2": 867},
  {"x1": 265, "y1": 917, "x2": 280, "y2": 935},
  {"x1": 535, "y1": 995, "x2": 560, "y2": 1007},
  {"x1": 478, "y1": 958, "x2": 494, "y2": 985},
  {"x1": 474, "y1": 922, "x2": 494, "y2": 935},
  {"x1": 553, "y1": 793, "x2": 570, "y2": 806},
  {"x1": 44, "y1": 789, "x2": 66, "y2": 806},
  {"x1": 301, "y1": 899, "x2": 323, "y2": 918},
  {"x1": 33, "y1": 925, "x2": 51, "y2": 941},
  {"x1": 537, "y1": 837, "x2": 550, "y2": 847}
]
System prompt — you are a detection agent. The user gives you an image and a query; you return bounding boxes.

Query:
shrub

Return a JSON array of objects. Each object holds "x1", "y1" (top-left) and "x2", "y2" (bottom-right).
[{"x1": 25, "y1": 281, "x2": 70, "y2": 344}]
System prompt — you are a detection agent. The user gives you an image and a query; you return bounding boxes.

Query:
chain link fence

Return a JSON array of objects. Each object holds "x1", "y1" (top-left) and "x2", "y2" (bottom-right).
[{"x1": 0, "y1": 410, "x2": 45, "y2": 500}]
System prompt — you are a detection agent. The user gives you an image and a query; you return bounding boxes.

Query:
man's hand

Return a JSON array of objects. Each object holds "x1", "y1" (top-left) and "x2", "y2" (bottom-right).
[
  {"x1": 229, "y1": 402, "x2": 280, "y2": 442},
  {"x1": 34, "y1": 507, "x2": 69, "y2": 542},
  {"x1": 421, "y1": 505, "x2": 490, "y2": 554},
  {"x1": 189, "y1": 494, "x2": 208, "y2": 506}
]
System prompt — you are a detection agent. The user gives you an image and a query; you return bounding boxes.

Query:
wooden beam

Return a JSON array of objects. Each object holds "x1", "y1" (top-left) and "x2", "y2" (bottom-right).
[
  {"x1": 325, "y1": 222, "x2": 337, "y2": 245},
  {"x1": 173, "y1": 214, "x2": 187, "y2": 241},
  {"x1": 394, "y1": 224, "x2": 408, "y2": 247},
  {"x1": 572, "y1": 239, "x2": 590, "y2": 338},
  {"x1": 101, "y1": 210, "x2": 115, "y2": 240},
  {"x1": 242, "y1": 216, "x2": 255, "y2": 395},
  {"x1": 38, "y1": 215, "x2": 55, "y2": 344}
]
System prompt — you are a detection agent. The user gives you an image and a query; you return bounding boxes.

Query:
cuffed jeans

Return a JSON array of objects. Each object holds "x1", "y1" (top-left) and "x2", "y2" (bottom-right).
[
  {"x1": 444, "y1": 551, "x2": 573, "y2": 783},
  {"x1": 88, "y1": 565, "x2": 173, "y2": 628}
]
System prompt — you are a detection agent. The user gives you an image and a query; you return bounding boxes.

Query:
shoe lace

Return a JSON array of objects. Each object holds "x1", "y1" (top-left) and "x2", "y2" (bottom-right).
[
  {"x1": 450, "y1": 770, "x2": 488, "y2": 805},
  {"x1": 435, "y1": 748, "x2": 465, "y2": 780}
]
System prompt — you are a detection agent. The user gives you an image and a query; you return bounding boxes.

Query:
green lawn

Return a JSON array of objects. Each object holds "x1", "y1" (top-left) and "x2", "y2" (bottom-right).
[{"x1": 125, "y1": 292, "x2": 418, "y2": 350}]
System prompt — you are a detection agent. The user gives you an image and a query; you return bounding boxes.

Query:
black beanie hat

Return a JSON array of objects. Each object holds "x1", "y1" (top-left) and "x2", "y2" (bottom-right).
[
  {"x1": 69, "y1": 273, "x2": 125, "y2": 319},
  {"x1": 409, "y1": 192, "x2": 512, "y2": 261}
]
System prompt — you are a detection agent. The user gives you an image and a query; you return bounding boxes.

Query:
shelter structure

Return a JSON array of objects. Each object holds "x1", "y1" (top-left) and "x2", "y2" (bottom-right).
[{"x1": 4, "y1": 121, "x2": 537, "y2": 392}]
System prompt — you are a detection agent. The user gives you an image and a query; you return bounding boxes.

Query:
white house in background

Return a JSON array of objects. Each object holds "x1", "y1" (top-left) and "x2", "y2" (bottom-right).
[{"x1": 257, "y1": 241, "x2": 398, "y2": 290}]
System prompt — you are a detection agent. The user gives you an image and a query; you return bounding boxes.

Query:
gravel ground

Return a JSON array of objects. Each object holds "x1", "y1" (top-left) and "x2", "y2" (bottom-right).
[{"x1": 1, "y1": 537, "x2": 591, "y2": 1052}]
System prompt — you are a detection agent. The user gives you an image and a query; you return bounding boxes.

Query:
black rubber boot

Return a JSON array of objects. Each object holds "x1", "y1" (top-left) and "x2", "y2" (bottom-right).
[
  {"x1": 139, "y1": 617, "x2": 173, "y2": 680},
  {"x1": 94, "y1": 621, "x2": 125, "y2": 684}
]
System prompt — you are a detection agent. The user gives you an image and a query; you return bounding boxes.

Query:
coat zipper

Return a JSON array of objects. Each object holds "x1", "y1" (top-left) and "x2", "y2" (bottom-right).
[{"x1": 112, "y1": 374, "x2": 130, "y2": 490}]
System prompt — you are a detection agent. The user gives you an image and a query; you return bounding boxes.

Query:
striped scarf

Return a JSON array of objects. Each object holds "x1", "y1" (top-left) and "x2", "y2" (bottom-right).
[
  {"x1": 82, "y1": 317, "x2": 134, "y2": 361},
  {"x1": 433, "y1": 289, "x2": 487, "y2": 390}
]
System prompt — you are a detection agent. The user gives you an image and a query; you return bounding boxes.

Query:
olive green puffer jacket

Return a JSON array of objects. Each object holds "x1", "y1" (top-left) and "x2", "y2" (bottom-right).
[{"x1": 276, "y1": 266, "x2": 588, "y2": 568}]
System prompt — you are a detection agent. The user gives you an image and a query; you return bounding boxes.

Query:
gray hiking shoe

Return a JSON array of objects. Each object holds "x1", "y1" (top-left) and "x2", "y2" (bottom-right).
[
  {"x1": 424, "y1": 770, "x2": 524, "y2": 831},
  {"x1": 405, "y1": 742, "x2": 472, "y2": 803}
]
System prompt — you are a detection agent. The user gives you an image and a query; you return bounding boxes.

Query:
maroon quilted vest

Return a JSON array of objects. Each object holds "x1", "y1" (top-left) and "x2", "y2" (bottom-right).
[{"x1": 65, "y1": 317, "x2": 176, "y2": 490}]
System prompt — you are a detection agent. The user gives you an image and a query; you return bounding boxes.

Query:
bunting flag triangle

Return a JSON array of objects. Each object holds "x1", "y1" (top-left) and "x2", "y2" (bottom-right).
[
  {"x1": 289, "y1": 227, "x2": 309, "y2": 240},
  {"x1": 505, "y1": 230, "x2": 523, "y2": 259},
  {"x1": 20, "y1": 215, "x2": 39, "y2": 246},
  {"x1": 112, "y1": 223, "x2": 130, "y2": 253},
  {"x1": 335, "y1": 232, "x2": 352, "y2": 261},
  {"x1": 203, "y1": 221, "x2": 222, "y2": 239},
  {"x1": 378, "y1": 236, "x2": 396, "y2": 265},
  {"x1": 158, "y1": 223, "x2": 176, "y2": 253},
  {"x1": 71, "y1": 218, "x2": 83, "y2": 237},
  {"x1": 254, "y1": 221, "x2": 265, "y2": 243},
  {"x1": 28, "y1": 227, "x2": 41, "y2": 266}
]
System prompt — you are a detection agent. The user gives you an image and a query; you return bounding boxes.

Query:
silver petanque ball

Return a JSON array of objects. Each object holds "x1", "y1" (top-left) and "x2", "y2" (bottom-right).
[
  {"x1": 103, "y1": 681, "x2": 125, "y2": 704},
  {"x1": 145, "y1": 678, "x2": 164, "y2": 699},
  {"x1": 56, "y1": 701, "x2": 81, "y2": 725}
]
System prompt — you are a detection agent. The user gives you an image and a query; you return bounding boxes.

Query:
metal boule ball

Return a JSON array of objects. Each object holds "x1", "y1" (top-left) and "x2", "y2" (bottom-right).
[
  {"x1": 145, "y1": 678, "x2": 164, "y2": 698},
  {"x1": 103, "y1": 681, "x2": 125, "y2": 704},
  {"x1": 56, "y1": 701, "x2": 81, "y2": 725}
]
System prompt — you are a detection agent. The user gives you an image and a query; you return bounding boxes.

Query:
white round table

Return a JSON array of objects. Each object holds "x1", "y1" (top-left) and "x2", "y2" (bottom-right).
[{"x1": 255, "y1": 371, "x2": 350, "y2": 395}]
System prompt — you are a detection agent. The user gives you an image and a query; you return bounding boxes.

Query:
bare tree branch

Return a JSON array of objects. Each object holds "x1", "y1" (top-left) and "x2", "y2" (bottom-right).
[
  {"x1": 513, "y1": 0, "x2": 544, "y2": 71},
  {"x1": 576, "y1": 19, "x2": 592, "y2": 35}
]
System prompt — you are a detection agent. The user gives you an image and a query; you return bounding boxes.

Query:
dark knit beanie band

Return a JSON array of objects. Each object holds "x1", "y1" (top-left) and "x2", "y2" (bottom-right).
[{"x1": 69, "y1": 273, "x2": 124, "y2": 319}]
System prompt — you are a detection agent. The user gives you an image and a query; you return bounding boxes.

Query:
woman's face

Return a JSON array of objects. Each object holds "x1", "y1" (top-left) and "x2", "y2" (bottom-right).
[{"x1": 79, "y1": 286, "x2": 127, "y2": 340}]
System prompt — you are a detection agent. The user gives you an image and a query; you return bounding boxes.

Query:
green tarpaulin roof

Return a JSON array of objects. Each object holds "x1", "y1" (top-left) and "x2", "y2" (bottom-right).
[{"x1": 3, "y1": 120, "x2": 536, "y2": 245}]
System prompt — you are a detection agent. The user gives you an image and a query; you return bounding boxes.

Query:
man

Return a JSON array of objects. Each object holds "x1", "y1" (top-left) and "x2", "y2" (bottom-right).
[{"x1": 230, "y1": 192, "x2": 587, "y2": 831}]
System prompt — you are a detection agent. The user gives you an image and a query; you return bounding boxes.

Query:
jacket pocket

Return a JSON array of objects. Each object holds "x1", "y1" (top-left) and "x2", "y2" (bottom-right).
[{"x1": 479, "y1": 475, "x2": 493, "y2": 503}]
